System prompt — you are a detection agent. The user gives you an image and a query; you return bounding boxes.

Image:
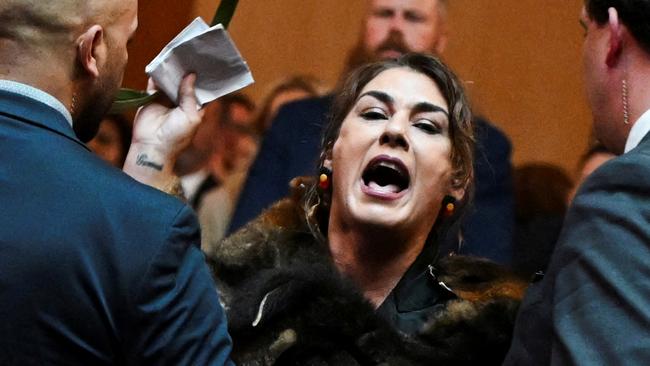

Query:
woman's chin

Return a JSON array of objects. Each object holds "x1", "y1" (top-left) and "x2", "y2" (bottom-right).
[{"x1": 346, "y1": 201, "x2": 409, "y2": 232}]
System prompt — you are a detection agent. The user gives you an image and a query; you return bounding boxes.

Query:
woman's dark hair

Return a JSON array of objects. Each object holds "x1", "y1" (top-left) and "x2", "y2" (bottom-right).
[
  {"x1": 304, "y1": 53, "x2": 475, "y2": 246},
  {"x1": 585, "y1": 0, "x2": 650, "y2": 54}
]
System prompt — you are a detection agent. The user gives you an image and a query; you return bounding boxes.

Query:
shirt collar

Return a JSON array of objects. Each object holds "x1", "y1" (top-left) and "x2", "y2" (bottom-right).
[
  {"x1": 0, "y1": 80, "x2": 73, "y2": 127},
  {"x1": 624, "y1": 109, "x2": 650, "y2": 153}
]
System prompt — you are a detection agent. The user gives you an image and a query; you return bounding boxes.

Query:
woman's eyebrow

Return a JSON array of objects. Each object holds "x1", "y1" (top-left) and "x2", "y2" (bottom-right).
[
  {"x1": 358, "y1": 90, "x2": 394, "y2": 106},
  {"x1": 357, "y1": 91, "x2": 449, "y2": 117},
  {"x1": 413, "y1": 102, "x2": 449, "y2": 117}
]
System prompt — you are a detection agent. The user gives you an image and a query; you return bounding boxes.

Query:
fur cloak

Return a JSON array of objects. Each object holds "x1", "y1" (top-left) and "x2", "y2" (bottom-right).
[{"x1": 206, "y1": 187, "x2": 527, "y2": 365}]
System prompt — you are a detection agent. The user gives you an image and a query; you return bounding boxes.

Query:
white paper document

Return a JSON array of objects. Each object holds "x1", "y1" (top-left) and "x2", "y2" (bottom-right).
[{"x1": 145, "y1": 17, "x2": 254, "y2": 106}]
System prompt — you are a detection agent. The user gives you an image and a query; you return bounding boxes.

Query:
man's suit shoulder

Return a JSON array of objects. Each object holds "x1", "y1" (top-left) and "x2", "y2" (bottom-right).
[
  {"x1": 21, "y1": 124, "x2": 197, "y2": 276},
  {"x1": 81, "y1": 154, "x2": 198, "y2": 261},
  {"x1": 276, "y1": 94, "x2": 333, "y2": 118},
  {"x1": 474, "y1": 116, "x2": 512, "y2": 158},
  {"x1": 272, "y1": 94, "x2": 333, "y2": 131},
  {"x1": 68, "y1": 143, "x2": 188, "y2": 231}
]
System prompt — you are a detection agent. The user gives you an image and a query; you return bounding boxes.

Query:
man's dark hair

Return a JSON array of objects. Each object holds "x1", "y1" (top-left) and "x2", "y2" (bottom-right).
[{"x1": 586, "y1": 0, "x2": 650, "y2": 54}]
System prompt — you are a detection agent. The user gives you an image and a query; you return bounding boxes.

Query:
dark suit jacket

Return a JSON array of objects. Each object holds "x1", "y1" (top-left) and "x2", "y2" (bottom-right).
[
  {"x1": 228, "y1": 95, "x2": 514, "y2": 264},
  {"x1": 0, "y1": 90, "x2": 233, "y2": 365},
  {"x1": 504, "y1": 132, "x2": 650, "y2": 365}
]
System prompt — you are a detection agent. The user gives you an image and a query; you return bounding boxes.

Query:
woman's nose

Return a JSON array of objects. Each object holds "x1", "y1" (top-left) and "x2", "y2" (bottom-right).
[{"x1": 379, "y1": 116, "x2": 409, "y2": 151}]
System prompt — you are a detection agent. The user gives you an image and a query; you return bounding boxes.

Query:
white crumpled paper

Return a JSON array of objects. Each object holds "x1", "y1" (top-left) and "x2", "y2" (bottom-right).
[{"x1": 145, "y1": 17, "x2": 254, "y2": 106}]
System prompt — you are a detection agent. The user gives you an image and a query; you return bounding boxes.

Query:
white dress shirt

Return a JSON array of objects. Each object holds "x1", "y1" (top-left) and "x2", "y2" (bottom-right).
[{"x1": 624, "y1": 109, "x2": 650, "y2": 153}]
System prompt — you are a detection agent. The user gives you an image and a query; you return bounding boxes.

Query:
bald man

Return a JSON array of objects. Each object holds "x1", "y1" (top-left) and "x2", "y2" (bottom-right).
[
  {"x1": 0, "y1": 1, "x2": 233, "y2": 364},
  {"x1": 228, "y1": 0, "x2": 515, "y2": 265}
]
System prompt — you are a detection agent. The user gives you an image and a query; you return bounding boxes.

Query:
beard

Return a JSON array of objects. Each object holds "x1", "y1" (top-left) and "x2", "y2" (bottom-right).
[
  {"x1": 73, "y1": 59, "x2": 123, "y2": 143},
  {"x1": 340, "y1": 30, "x2": 413, "y2": 81}
]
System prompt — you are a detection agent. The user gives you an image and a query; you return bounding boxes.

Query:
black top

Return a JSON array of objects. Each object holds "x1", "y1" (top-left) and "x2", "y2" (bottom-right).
[{"x1": 377, "y1": 244, "x2": 458, "y2": 334}]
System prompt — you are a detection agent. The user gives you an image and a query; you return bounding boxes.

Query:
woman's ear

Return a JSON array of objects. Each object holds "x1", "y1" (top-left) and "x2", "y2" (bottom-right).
[
  {"x1": 449, "y1": 185, "x2": 465, "y2": 203},
  {"x1": 323, "y1": 158, "x2": 332, "y2": 171},
  {"x1": 76, "y1": 25, "x2": 105, "y2": 78},
  {"x1": 448, "y1": 176, "x2": 466, "y2": 202},
  {"x1": 321, "y1": 147, "x2": 333, "y2": 170}
]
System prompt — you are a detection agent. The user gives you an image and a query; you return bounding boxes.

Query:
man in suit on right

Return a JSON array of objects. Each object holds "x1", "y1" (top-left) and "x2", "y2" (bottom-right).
[
  {"x1": 228, "y1": 0, "x2": 515, "y2": 265},
  {"x1": 505, "y1": 0, "x2": 650, "y2": 364}
]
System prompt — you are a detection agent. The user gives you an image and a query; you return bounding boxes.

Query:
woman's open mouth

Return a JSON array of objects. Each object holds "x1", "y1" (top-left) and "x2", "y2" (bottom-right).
[{"x1": 361, "y1": 155, "x2": 410, "y2": 199}]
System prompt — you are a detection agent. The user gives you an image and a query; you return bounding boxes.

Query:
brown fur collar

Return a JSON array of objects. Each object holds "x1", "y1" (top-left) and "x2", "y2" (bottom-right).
[{"x1": 206, "y1": 190, "x2": 527, "y2": 365}]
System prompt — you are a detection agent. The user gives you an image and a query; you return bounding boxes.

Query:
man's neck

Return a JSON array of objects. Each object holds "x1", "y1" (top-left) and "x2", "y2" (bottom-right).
[
  {"x1": 0, "y1": 61, "x2": 74, "y2": 115},
  {"x1": 618, "y1": 50, "x2": 650, "y2": 150}
]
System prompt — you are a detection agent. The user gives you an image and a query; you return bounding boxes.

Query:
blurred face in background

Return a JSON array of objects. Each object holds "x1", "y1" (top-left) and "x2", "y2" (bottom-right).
[
  {"x1": 219, "y1": 102, "x2": 258, "y2": 174},
  {"x1": 364, "y1": 0, "x2": 446, "y2": 58},
  {"x1": 88, "y1": 116, "x2": 130, "y2": 168},
  {"x1": 345, "y1": 0, "x2": 447, "y2": 73}
]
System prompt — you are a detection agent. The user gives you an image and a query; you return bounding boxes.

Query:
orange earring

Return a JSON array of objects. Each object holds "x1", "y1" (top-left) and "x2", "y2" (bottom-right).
[
  {"x1": 319, "y1": 167, "x2": 331, "y2": 190},
  {"x1": 442, "y1": 195, "x2": 456, "y2": 217}
]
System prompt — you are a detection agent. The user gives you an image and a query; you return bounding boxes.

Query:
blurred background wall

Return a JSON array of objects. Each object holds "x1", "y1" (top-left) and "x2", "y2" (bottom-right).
[{"x1": 124, "y1": 0, "x2": 591, "y2": 174}]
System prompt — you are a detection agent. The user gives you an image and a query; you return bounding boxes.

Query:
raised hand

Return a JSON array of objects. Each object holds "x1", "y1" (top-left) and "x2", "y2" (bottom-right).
[{"x1": 123, "y1": 74, "x2": 205, "y2": 196}]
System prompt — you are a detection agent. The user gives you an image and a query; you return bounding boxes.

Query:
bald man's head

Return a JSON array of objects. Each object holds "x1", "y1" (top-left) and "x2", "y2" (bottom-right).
[
  {"x1": 0, "y1": 0, "x2": 138, "y2": 142},
  {"x1": 0, "y1": 0, "x2": 128, "y2": 49}
]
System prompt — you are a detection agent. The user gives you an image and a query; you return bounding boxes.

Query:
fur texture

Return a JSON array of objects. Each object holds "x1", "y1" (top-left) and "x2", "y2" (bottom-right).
[{"x1": 206, "y1": 191, "x2": 527, "y2": 365}]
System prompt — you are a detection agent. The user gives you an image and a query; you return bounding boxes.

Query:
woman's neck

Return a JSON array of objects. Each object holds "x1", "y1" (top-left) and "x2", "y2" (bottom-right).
[{"x1": 327, "y1": 224, "x2": 427, "y2": 308}]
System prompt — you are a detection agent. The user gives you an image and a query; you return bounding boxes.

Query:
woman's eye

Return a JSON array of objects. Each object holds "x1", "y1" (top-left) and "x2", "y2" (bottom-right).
[
  {"x1": 413, "y1": 120, "x2": 441, "y2": 134},
  {"x1": 361, "y1": 110, "x2": 387, "y2": 120}
]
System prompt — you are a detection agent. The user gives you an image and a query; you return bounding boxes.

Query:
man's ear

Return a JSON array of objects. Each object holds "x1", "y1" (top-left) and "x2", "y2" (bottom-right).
[
  {"x1": 77, "y1": 25, "x2": 105, "y2": 78},
  {"x1": 605, "y1": 7, "x2": 624, "y2": 68}
]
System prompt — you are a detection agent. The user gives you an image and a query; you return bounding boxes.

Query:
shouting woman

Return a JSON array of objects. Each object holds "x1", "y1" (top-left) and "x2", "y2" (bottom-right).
[{"x1": 207, "y1": 54, "x2": 526, "y2": 365}]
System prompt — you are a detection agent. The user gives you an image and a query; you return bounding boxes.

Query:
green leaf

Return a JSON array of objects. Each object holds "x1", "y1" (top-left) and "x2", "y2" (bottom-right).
[
  {"x1": 211, "y1": 0, "x2": 239, "y2": 28},
  {"x1": 109, "y1": 89, "x2": 159, "y2": 114}
]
